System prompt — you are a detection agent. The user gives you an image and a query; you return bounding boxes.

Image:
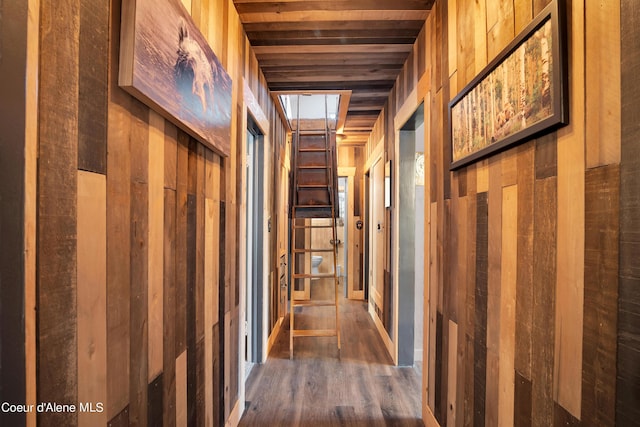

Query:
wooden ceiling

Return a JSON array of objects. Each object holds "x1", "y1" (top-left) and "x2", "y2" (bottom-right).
[{"x1": 233, "y1": 0, "x2": 434, "y2": 145}]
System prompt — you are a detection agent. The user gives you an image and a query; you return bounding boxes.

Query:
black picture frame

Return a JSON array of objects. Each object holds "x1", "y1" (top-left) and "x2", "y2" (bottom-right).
[{"x1": 448, "y1": 0, "x2": 568, "y2": 170}]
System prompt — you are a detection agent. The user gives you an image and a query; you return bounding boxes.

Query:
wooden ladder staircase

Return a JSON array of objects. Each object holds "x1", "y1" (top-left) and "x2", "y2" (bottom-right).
[{"x1": 289, "y1": 127, "x2": 341, "y2": 359}]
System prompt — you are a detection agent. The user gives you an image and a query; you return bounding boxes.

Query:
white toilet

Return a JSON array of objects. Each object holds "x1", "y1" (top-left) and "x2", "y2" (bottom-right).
[{"x1": 311, "y1": 255, "x2": 323, "y2": 276}]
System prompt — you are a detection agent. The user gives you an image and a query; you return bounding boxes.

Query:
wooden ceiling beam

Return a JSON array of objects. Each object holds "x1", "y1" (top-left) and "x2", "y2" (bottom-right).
[
  {"x1": 234, "y1": 1, "x2": 433, "y2": 13},
  {"x1": 238, "y1": 10, "x2": 430, "y2": 24},
  {"x1": 250, "y1": 37, "x2": 417, "y2": 46},
  {"x1": 242, "y1": 20, "x2": 426, "y2": 32},
  {"x1": 256, "y1": 53, "x2": 408, "y2": 67},
  {"x1": 252, "y1": 43, "x2": 413, "y2": 55}
]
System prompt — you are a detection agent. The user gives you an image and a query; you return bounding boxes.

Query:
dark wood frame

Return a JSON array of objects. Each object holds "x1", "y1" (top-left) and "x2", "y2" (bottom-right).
[{"x1": 448, "y1": 0, "x2": 568, "y2": 170}]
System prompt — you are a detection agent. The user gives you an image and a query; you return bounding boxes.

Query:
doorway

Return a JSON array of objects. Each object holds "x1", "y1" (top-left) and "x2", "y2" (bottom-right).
[
  {"x1": 245, "y1": 115, "x2": 264, "y2": 376},
  {"x1": 396, "y1": 103, "x2": 425, "y2": 366}
]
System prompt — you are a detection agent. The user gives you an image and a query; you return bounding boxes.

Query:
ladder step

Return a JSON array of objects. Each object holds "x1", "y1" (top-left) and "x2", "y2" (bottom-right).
[
  {"x1": 294, "y1": 204, "x2": 332, "y2": 208},
  {"x1": 292, "y1": 329, "x2": 337, "y2": 338},
  {"x1": 293, "y1": 224, "x2": 334, "y2": 229},
  {"x1": 292, "y1": 248, "x2": 334, "y2": 253},
  {"x1": 297, "y1": 184, "x2": 330, "y2": 188},
  {"x1": 292, "y1": 273, "x2": 335, "y2": 279},
  {"x1": 297, "y1": 165, "x2": 329, "y2": 169},
  {"x1": 298, "y1": 148, "x2": 330, "y2": 152},
  {"x1": 292, "y1": 300, "x2": 336, "y2": 307}
]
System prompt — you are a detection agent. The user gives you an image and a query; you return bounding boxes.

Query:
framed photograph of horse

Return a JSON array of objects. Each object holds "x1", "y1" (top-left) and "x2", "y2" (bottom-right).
[
  {"x1": 119, "y1": 0, "x2": 232, "y2": 157},
  {"x1": 448, "y1": 0, "x2": 568, "y2": 170}
]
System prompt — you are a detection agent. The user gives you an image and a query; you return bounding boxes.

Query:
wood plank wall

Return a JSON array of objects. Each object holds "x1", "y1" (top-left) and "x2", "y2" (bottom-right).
[
  {"x1": 364, "y1": 0, "x2": 628, "y2": 425},
  {"x1": 29, "y1": 0, "x2": 287, "y2": 426},
  {"x1": 0, "y1": 2, "x2": 31, "y2": 426}
]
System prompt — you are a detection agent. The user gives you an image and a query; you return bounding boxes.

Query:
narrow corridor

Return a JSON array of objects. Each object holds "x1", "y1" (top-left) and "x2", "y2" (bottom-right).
[{"x1": 239, "y1": 279, "x2": 423, "y2": 427}]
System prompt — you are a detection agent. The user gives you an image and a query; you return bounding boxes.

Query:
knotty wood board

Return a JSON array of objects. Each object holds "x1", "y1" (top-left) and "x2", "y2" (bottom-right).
[
  {"x1": 77, "y1": 171, "x2": 108, "y2": 427},
  {"x1": 148, "y1": 109, "x2": 165, "y2": 382},
  {"x1": 78, "y1": 0, "x2": 108, "y2": 174},
  {"x1": 37, "y1": 0, "x2": 79, "y2": 422},
  {"x1": 474, "y1": 192, "x2": 488, "y2": 427},
  {"x1": 130, "y1": 177, "x2": 149, "y2": 427},
  {"x1": 618, "y1": 2, "x2": 640, "y2": 423},
  {"x1": 555, "y1": 15, "x2": 586, "y2": 410},
  {"x1": 585, "y1": 0, "x2": 621, "y2": 168},
  {"x1": 130, "y1": 97, "x2": 151, "y2": 420},
  {"x1": 499, "y1": 184, "x2": 517, "y2": 427},
  {"x1": 515, "y1": 141, "x2": 534, "y2": 379},
  {"x1": 531, "y1": 176, "x2": 556, "y2": 427},
  {"x1": 107, "y1": 7, "x2": 133, "y2": 413},
  {"x1": 485, "y1": 157, "x2": 502, "y2": 427},
  {"x1": 163, "y1": 189, "x2": 177, "y2": 427},
  {"x1": 582, "y1": 165, "x2": 619, "y2": 427}
]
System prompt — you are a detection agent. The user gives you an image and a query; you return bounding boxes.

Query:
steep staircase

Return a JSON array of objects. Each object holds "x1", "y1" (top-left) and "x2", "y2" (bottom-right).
[{"x1": 289, "y1": 123, "x2": 341, "y2": 359}]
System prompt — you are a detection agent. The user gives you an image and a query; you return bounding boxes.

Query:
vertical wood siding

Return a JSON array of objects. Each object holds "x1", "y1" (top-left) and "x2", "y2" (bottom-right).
[
  {"x1": 365, "y1": 0, "x2": 626, "y2": 425},
  {"x1": 32, "y1": 0, "x2": 287, "y2": 426}
]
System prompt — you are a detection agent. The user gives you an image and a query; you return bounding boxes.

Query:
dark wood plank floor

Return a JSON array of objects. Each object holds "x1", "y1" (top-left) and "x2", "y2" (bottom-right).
[{"x1": 239, "y1": 279, "x2": 424, "y2": 427}]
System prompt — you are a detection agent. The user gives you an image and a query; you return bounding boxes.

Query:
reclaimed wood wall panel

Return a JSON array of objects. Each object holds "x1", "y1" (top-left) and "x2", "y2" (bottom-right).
[
  {"x1": 498, "y1": 184, "x2": 517, "y2": 427},
  {"x1": 363, "y1": 1, "x2": 625, "y2": 427},
  {"x1": 37, "y1": 0, "x2": 80, "y2": 424},
  {"x1": 618, "y1": 2, "x2": 640, "y2": 424},
  {"x1": 555, "y1": 0, "x2": 586, "y2": 406},
  {"x1": 515, "y1": 141, "x2": 534, "y2": 380},
  {"x1": 531, "y1": 176, "x2": 556, "y2": 427},
  {"x1": 582, "y1": 165, "x2": 620, "y2": 427},
  {"x1": 485, "y1": 157, "x2": 502, "y2": 427},
  {"x1": 176, "y1": 132, "x2": 190, "y2": 358},
  {"x1": 474, "y1": 192, "x2": 488, "y2": 427},
  {"x1": 77, "y1": 171, "x2": 108, "y2": 427},
  {"x1": 27, "y1": 0, "x2": 287, "y2": 425},
  {"x1": 107, "y1": 0, "x2": 132, "y2": 416},
  {"x1": 129, "y1": 99, "x2": 150, "y2": 425},
  {"x1": 163, "y1": 189, "x2": 177, "y2": 427},
  {"x1": 148, "y1": 110, "x2": 165, "y2": 382},
  {"x1": 78, "y1": 0, "x2": 108, "y2": 174},
  {"x1": 585, "y1": 0, "x2": 621, "y2": 168}
]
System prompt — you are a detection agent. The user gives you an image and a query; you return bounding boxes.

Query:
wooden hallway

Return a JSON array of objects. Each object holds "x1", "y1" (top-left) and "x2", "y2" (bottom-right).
[{"x1": 239, "y1": 279, "x2": 423, "y2": 427}]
